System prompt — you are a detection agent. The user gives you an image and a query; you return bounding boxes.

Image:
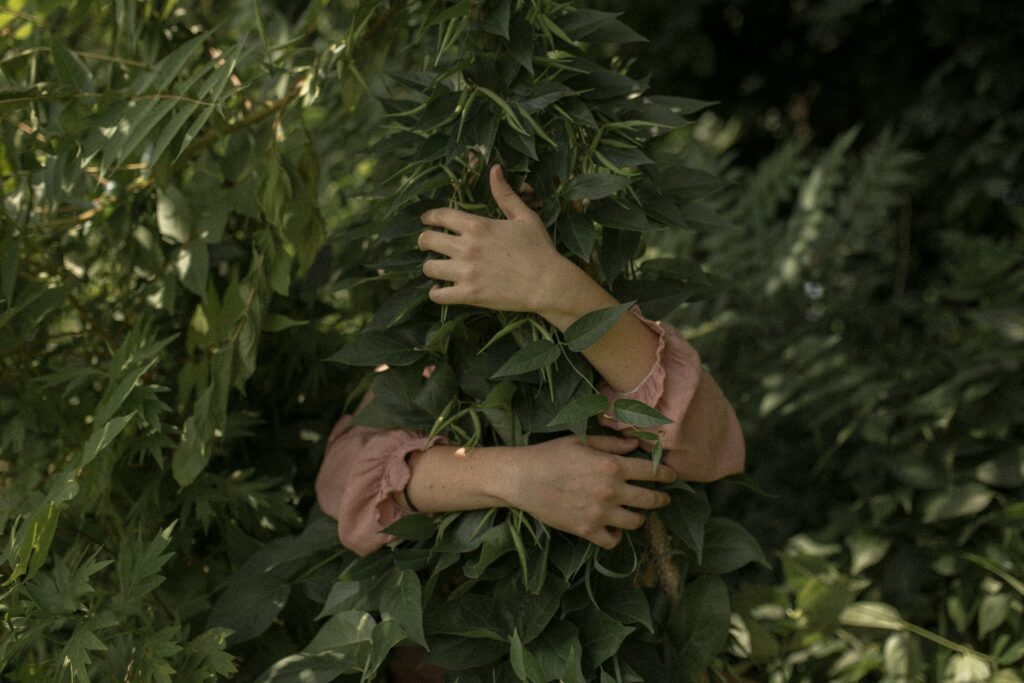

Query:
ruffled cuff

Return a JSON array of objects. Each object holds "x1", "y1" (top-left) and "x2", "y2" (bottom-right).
[
  {"x1": 595, "y1": 304, "x2": 702, "y2": 451},
  {"x1": 315, "y1": 419, "x2": 451, "y2": 557},
  {"x1": 372, "y1": 432, "x2": 450, "y2": 538}
]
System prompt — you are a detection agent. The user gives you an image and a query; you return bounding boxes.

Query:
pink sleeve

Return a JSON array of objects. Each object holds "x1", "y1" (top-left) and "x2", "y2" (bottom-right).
[
  {"x1": 595, "y1": 304, "x2": 746, "y2": 481},
  {"x1": 315, "y1": 413, "x2": 450, "y2": 556}
]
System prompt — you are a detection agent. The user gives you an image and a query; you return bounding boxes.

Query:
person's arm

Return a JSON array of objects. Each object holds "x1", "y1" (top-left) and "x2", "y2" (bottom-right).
[
  {"x1": 419, "y1": 164, "x2": 745, "y2": 478},
  {"x1": 404, "y1": 434, "x2": 676, "y2": 551},
  {"x1": 419, "y1": 164, "x2": 659, "y2": 394}
]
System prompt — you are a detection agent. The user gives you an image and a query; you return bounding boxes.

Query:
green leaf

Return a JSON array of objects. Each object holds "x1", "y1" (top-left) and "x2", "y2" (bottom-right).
[
  {"x1": 563, "y1": 173, "x2": 631, "y2": 200},
  {"x1": 922, "y1": 483, "x2": 993, "y2": 523},
  {"x1": 699, "y1": 517, "x2": 768, "y2": 574},
  {"x1": 612, "y1": 398, "x2": 672, "y2": 427},
  {"x1": 979, "y1": 593, "x2": 1011, "y2": 639},
  {"x1": 661, "y1": 488, "x2": 710, "y2": 563},
  {"x1": 94, "y1": 358, "x2": 157, "y2": 426},
  {"x1": 510, "y1": 628, "x2": 546, "y2": 682},
  {"x1": 669, "y1": 574, "x2": 731, "y2": 682},
  {"x1": 157, "y1": 186, "x2": 193, "y2": 243},
  {"x1": 490, "y1": 339, "x2": 560, "y2": 378},
  {"x1": 426, "y1": 594, "x2": 509, "y2": 641},
  {"x1": 846, "y1": 531, "x2": 892, "y2": 575},
  {"x1": 327, "y1": 330, "x2": 423, "y2": 367},
  {"x1": 50, "y1": 40, "x2": 94, "y2": 91},
  {"x1": 80, "y1": 412, "x2": 136, "y2": 468},
  {"x1": 975, "y1": 451, "x2": 1024, "y2": 488},
  {"x1": 61, "y1": 623, "x2": 107, "y2": 683},
  {"x1": 556, "y1": 9, "x2": 647, "y2": 44},
  {"x1": 559, "y1": 211, "x2": 596, "y2": 261},
  {"x1": 564, "y1": 301, "x2": 635, "y2": 352},
  {"x1": 262, "y1": 314, "x2": 307, "y2": 333},
  {"x1": 478, "y1": 0, "x2": 511, "y2": 39},
  {"x1": 594, "y1": 577, "x2": 653, "y2": 632},
  {"x1": 383, "y1": 514, "x2": 436, "y2": 541},
  {"x1": 305, "y1": 610, "x2": 376, "y2": 653},
  {"x1": 379, "y1": 568, "x2": 427, "y2": 647},
  {"x1": 839, "y1": 602, "x2": 904, "y2": 630},
  {"x1": 576, "y1": 604, "x2": 634, "y2": 672},
  {"x1": 546, "y1": 393, "x2": 609, "y2": 427}
]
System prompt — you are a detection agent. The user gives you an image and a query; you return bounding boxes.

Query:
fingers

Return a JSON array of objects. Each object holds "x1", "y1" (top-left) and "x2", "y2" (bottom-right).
[
  {"x1": 417, "y1": 229, "x2": 460, "y2": 257},
  {"x1": 490, "y1": 164, "x2": 531, "y2": 220},
  {"x1": 620, "y1": 457, "x2": 678, "y2": 483},
  {"x1": 619, "y1": 482, "x2": 671, "y2": 510},
  {"x1": 590, "y1": 526, "x2": 622, "y2": 550},
  {"x1": 606, "y1": 508, "x2": 646, "y2": 531},
  {"x1": 580, "y1": 434, "x2": 639, "y2": 455},
  {"x1": 428, "y1": 283, "x2": 470, "y2": 306},
  {"x1": 420, "y1": 208, "x2": 480, "y2": 234},
  {"x1": 422, "y1": 257, "x2": 460, "y2": 282}
]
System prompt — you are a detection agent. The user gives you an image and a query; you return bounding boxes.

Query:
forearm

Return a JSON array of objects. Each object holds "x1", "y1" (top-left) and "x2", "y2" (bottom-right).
[
  {"x1": 401, "y1": 444, "x2": 519, "y2": 513},
  {"x1": 536, "y1": 258, "x2": 661, "y2": 394}
]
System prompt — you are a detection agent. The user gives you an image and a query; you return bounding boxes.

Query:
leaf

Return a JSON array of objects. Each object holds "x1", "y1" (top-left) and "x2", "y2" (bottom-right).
[
  {"x1": 50, "y1": 40, "x2": 94, "y2": 91},
  {"x1": 61, "y1": 623, "x2": 107, "y2": 683},
  {"x1": 510, "y1": 629, "x2": 546, "y2": 683},
  {"x1": 263, "y1": 314, "x2": 307, "y2": 332},
  {"x1": 556, "y1": 9, "x2": 647, "y2": 44},
  {"x1": 379, "y1": 568, "x2": 427, "y2": 647},
  {"x1": 414, "y1": 361, "x2": 458, "y2": 415},
  {"x1": 594, "y1": 577, "x2": 653, "y2": 632},
  {"x1": 660, "y1": 488, "x2": 710, "y2": 563},
  {"x1": 563, "y1": 173, "x2": 631, "y2": 200},
  {"x1": 425, "y1": 594, "x2": 509, "y2": 641},
  {"x1": 305, "y1": 610, "x2": 376, "y2": 653},
  {"x1": 327, "y1": 330, "x2": 423, "y2": 367},
  {"x1": 846, "y1": 531, "x2": 891, "y2": 575},
  {"x1": 559, "y1": 211, "x2": 596, "y2": 261},
  {"x1": 478, "y1": 0, "x2": 511, "y2": 39},
  {"x1": 975, "y1": 451, "x2": 1024, "y2": 488},
  {"x1": 564, "y1": 300, "x2": 635, "y2": 351},
  {"x1": 94, "y1": 358, "x2": 157, "y2": 426},
  {"x1": 490, "y1": 339, "x2": 561, "y2": 378},
  {"x1": 383, "y1": 514, "x2": 436, "y2": 541},
  {"x1": 546, "y1": 393, "x2": 609, "y2": 428},
  {"x1": 979, "y1": 593, "x2": 1011, "y2": 639},
  {"x1": 839, "y1": 602, "x2": 904, "y2": 630},
  {"x1": 699, "y1": 517, "x2": 768, "y2": 574},
  {"x1": 669, "y1": 575, "x2": 730, "y2": 682},
  {"x1": 921, "y1": 483, "x2": 993, "y2": 523},
  {"x1": 576, "y1": 604, "x2": 634, "y2": 672},
  {"x1": 79, "y1": 412, "x2": 136, "y2": 468},
  {"x1": 157, "y1": 186, "x2": 193, "y2": 243},
  {"x1": 612, "y1": 398, "x2": 672, "y2": 427}
]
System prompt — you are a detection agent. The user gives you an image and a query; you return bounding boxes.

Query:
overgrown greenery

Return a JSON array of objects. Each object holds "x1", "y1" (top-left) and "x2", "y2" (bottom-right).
[{"x1": 2, "y1": 0, "x2": 1021, "y2": 682}]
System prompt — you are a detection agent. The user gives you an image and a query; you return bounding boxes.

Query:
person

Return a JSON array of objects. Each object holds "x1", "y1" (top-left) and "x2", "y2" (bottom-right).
[{"x1": 315, "y1": 163, "x2": 745, "y2": 557}]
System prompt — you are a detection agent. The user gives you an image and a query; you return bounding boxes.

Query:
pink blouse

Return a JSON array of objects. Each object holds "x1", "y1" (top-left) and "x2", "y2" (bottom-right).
[{"x1": 315, "y1": 305, "x2": 745, "y2": 556}]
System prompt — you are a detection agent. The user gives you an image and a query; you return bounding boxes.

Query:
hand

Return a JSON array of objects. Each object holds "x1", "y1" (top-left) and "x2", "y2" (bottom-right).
[
  {"x1": 417, "y1": 163, "x2": 569, "y2": 313},
  {"x1": 500, "y1": 434, "x2": 677, "y2": 549}
]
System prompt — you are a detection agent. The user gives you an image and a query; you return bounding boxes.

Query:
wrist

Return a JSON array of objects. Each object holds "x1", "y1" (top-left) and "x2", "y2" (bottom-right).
[
  {"x1": 534, "y1": 257, "x2": 618, "y2": 331},
  {"x1": 479, "y1": 445, "x2": 523, "y2": 508}
]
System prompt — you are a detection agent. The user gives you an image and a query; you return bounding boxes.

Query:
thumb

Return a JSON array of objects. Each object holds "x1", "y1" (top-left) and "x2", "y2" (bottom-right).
[{"x1": 490, "y1": 164, "x2": 530, "y2": 220}]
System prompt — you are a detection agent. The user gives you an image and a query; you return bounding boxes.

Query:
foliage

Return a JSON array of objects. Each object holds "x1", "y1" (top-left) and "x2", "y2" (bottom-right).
[
  {"x1": 0, "y1": 1, "x2": 762, "y2": 681},
  {"x1": 648, "y1": 112, "x2": 1024, "y2": 680}
]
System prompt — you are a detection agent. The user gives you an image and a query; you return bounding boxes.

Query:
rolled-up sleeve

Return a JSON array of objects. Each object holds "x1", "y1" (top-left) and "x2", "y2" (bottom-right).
[
  {"x1": 315, "y1": 413, "x2": 449, "y2": 556},
  {"x1": 595, "y1": 304, "x2": 745, "y2": 482}
]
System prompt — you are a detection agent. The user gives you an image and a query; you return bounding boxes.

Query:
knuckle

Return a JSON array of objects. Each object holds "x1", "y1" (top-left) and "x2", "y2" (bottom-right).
[
  {"x1": 597, "y1": 457, "x2": 620, "y2": 477},
  {"x1": 594, "y1": 485, "x2": 615, "y2": 502}
]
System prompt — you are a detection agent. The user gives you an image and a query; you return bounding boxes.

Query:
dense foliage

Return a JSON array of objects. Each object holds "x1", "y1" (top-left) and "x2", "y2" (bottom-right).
[{"x1": 1, "y1": 0, "x2": 1021, "y2": 681}]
